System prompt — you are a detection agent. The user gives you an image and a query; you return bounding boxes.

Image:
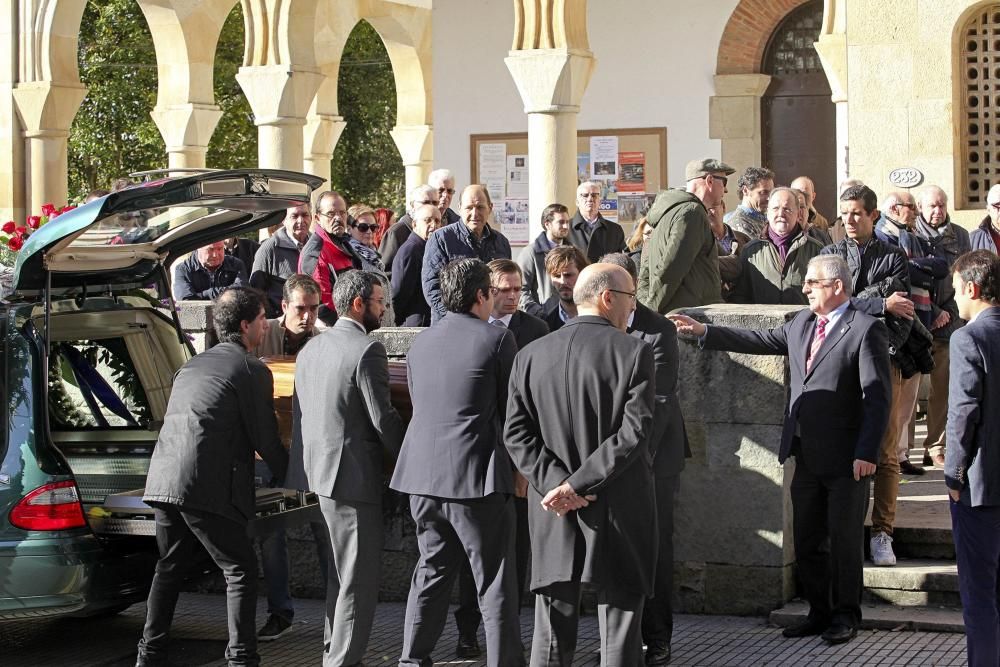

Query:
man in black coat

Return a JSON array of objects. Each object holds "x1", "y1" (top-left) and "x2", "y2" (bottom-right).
[
  {"x1": 505, "y1": 262, "x2": 657, "y2": 666},
  {"x1": 568, "y1": 181, "x2": 626, "y2": 262},
  {"x1": 137, "y1": 287, "x2": 287, "y2": 667},
  {"x1": 601, "y1": 252, "x2": 688, "y2": 666},
  {"x1": 379, "y1": 184, "x2": 441, "y2": 280},
  {"x1": 540, "y1": 245, "x2": 588, "y2": 333},
  {"x1": 671, "y1": 253, "x2": 891, "y2": 645},
  {"x1": 391, "y1": 204, "x2": 442, "y2": 326},
  {"x1": 391, "y1": 259, "x2": 523, "y2": 667}
]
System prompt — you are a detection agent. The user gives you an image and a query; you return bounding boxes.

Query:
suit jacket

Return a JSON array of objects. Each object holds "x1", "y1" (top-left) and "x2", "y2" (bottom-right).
[
  {"x1": 143, "y1": 343, "x2": 287, "y2": 525},
  {"x1": 505, "y1": 315, "x2": 656, "y2": 595},
  {"x1": 568, "y1": 211, "x2": 626, "y2": 263},
  {"x1": 507, "y1": 310, "x2": 549, "y2": 350},
  {"x1": 287, "y1": 318, "x2": 404, "y2": 503},
  {"x1": 703, "y1": 304, "x2": 891, "y2": 477},
  {"x1": 391, "y1": 233, "x2": 430, "y2": 326},
  {"x1": 517, "y1": 232, "x2": 564, "y2": 316},
  {"x1": 946, "y1": 307, "x2": 1000, "y2": 507},
  {"x1": 541, "y1": 296, "x2": 567, "y2": 332},
  {"x1": 390, "y1": 312, "x2": 518, "y2": 498},
  {"x1": 628, "y1": 303, "x2": 689, "y2": 476}
]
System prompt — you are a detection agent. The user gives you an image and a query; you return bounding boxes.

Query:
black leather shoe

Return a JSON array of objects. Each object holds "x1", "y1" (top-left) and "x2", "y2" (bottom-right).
[
  {"x1": 900, "y1": 460, "x2": 926, "y2": 476},
  {"x1": 782, "y1": 618, "x2": 827, "y2": 638},
  {"x1": 821, "y1": 623, "x2": 857, "y2": 644},
  {"x1": 645, "y1": 642, "x2": 671, "y2": 665},
  {"x1": 456, "y1": 634, "x2": 481, "y2": 659}
]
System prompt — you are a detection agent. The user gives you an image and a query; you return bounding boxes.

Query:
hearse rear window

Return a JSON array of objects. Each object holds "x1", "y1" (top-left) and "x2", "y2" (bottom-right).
[{"x1": 67, "y1": 206, "x2": 238, "y2": 247}]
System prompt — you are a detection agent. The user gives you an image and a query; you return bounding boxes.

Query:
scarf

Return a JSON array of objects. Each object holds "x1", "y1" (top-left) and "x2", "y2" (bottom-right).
[{"x1": 767, "y1": 224, "x2": 800, "y2": 264}]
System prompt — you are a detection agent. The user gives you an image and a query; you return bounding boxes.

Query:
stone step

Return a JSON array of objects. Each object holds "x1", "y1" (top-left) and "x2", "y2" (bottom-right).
[
  {"x1": 863, "y1": 558, "x2": 960, "y2": 607},
  {"x1": 770, "y1": 599, "x2": 965, "y2": 634}
]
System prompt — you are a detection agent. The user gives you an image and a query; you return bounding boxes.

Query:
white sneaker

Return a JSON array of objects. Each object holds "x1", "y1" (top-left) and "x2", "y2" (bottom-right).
[{"x1": 870, "y1": 531, "x2": 896, "y2": 566}]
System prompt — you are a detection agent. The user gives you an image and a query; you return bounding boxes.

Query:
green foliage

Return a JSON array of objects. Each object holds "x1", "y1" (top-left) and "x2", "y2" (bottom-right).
[
  {"x1": 68, "y1": 0, "x2": 163, "y2": 200},
  {"x1": 206, "y1": 4, "x2": 257, "y2": 170},
  {"x1": 329, "y1": 21, "x2": 404, "y2": 209}
]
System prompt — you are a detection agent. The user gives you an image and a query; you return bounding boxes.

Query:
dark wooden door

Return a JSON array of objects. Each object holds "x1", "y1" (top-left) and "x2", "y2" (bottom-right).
[{"x1": 762, "y1": 1, "x2": 837, "y2": 221}]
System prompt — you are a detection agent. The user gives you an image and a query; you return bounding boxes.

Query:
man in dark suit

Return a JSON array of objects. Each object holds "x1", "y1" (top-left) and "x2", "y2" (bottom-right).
[
  {"x1": 569, "y1": 180, "x2": 626, "y2": 262},
  {"x1": 391, "y1": 204, "x2": 443, "y2": 326},
  {"x1": 506, "y1": 262, "x2": 657, "y2": 666},
  {"x1": 488, "y1": 259, "x2": 550, "y2": 348},
  {"x1": 287, "y1": 270, "x2": 405, "y2": 667},
  {"x1": 671, "y1": 253, "x2": 891, "y2": 645},
  {"x1": 540, "y1": 245, "x2": 588, "y2": 333},
  {"x1": 379, "y1": 184, "x2": 440, "y2": 279},
  {"x1": 600, "y1": 252, "x2": 688, "y2": 666},
  {"x1": 137, "y1": 287, "x2": 287, "y2": 667},
  {"x1": 944, "y1": 250, "x2": 1000, "y2": 667},
  {"x1": 391, "y1": 258, "x2": 523, "y2": 667}
]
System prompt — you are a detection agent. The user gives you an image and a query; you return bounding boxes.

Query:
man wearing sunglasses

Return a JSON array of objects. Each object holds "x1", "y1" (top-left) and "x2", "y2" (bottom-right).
[{"x1": 638, "y1": 158, "x2": 733, "y2": 315}]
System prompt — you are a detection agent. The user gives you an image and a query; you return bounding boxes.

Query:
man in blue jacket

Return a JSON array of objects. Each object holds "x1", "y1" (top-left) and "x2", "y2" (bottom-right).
[
  {"x1": 172, "y1": 241, "x2": 246, "y2": 301},
  {"x1": 945, "y1": 249, "x2": 1000, "y2": 667}
]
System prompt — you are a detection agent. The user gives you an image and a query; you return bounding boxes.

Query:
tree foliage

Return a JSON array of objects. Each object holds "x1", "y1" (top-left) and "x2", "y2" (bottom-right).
[{"x1": 206, "y1": 4, "x2": 257, "y2": 171}]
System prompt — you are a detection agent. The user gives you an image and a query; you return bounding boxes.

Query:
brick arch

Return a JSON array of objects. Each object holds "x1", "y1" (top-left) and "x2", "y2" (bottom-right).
[{"x1": 716, "y1": 0, "x2": 814, "y2": 75}]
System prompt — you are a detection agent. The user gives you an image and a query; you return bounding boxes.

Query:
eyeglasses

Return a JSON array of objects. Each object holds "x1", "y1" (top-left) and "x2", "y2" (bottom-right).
[
  {"x1": 317, "y1": 210, "x2": 346, "y2": 220},
  {"x1": 417, "y1": 199, "x2": 439, "y2": 206},
  {"x1": 989, "y1": 202, "x2": 1000, "y2": 212},
  {"x1": 606, "y1": 288, "x2": 637, "y2": 301},
  {"x1": 706, "y1": 174, "x2": 728, "y2": 187},
  {"x1": 803, "y1": 278, "x2": 837, "y2": 288},
  {"x1": 437, "y1": 188, "x2": 456, "y2": 196},
  {"x1": 353, "y1": 223, "x2": 377, "y2": 233},
  {"x1": 896, "y1": 203, "x2": 917, "y2": 210},
  {"x1": 579, "y1": 193, "x2": 601, "y2": 199}
]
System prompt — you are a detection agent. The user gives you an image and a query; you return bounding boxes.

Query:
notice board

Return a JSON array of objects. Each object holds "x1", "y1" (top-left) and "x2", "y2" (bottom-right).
[{"x1": 470, "y1": 127, "x2": 668, "y2": 242}]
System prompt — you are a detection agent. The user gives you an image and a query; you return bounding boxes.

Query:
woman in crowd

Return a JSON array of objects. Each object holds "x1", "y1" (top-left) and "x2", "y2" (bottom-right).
[{"x1": 347, "y1": 203, "x2": 395, "y2": 325}]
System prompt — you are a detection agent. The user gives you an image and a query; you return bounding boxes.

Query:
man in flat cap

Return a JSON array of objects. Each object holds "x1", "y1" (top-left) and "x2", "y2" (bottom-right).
[{"x1": 638, "y1": 158, "x2": 734, "y2": 314}]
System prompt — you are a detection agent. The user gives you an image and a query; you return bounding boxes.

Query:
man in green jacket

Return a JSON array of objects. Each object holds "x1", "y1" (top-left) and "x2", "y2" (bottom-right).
[{"x1": 639, "y1": 158, "x2": 733, "y2": 313}]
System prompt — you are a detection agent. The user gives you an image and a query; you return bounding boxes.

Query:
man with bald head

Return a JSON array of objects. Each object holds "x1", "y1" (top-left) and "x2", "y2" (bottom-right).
[
  {"x1": 791, "y1": 176, "x2": 830, "y2": 237},
  {"x1": 506, "y1": 263, "x2": 656, "y2": 666},
  {"x1": 970, "y1": 183, "x2": 1000, "y2": 254},
  {"x1": 914, "y1": 185, "x2": 972, "y2": 468},
  {"x1": 392, "y1": 204, "x2": 443, "y2": 326},
  {"x1": 421, "y1": 184, "x2": 512, "y2": 323}
]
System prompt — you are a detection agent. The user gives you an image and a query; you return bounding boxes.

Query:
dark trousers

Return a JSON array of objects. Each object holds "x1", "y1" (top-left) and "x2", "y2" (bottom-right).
[
  {"x1": 951, "y1": 499, "x2": 1000, "y2": 667},
  {"x1": 400, "y1": 494, "x2": 522, "y2": 667},
  {"x1": 530, "y1": 580, "x2": 644, "y2": 667},
  {"x1": 137, "y1": 506, "x2": 258, "y2": 666},
  {"x1": 790, "y1": 462, "x2": 870, "y2": 628},
  {"x1": 455, "y1": 496, "x2": 530, "y2": 637},
  {"x1": 642, "y1": 474, "x2": 678, "y2": 650}
]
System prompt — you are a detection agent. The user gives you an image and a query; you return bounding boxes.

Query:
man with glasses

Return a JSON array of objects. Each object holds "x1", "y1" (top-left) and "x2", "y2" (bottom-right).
[
  {"x1": 569, "y1": 181, "x2": 626, "y2": 263},
  {"x1": 298, "y1": 190, "x2": 363, "y2": 325},
  {"x1": 671, "y1": 254, "x2": 891, "y2": 646},
  {"x1": 971, "y1": 184, "x2": 1000, "y2": 254},
  {"x1": 505, "y1": 262, "x2": 657, "y2": 666},
  {"x1": 251, "y1": 203, "x2": 313, "y2": 316},
  {"x1": 380, "y1": 183, "x2": 441, "y2": 278},
  {"x1": 430, "y1": 168, "x2": 461, "y2": 225},
  {"x1": 638, "y1": 158, "x2": 733, "y2": 314},
  {"x1": 391, "y1": 204, "x2": 443, "y2": 326}
]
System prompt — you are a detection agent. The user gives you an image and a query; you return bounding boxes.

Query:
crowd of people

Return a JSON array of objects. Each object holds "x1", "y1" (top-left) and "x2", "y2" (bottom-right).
[{"x1": 133, "y1": 159, "x2": 1000, "y2": 667}]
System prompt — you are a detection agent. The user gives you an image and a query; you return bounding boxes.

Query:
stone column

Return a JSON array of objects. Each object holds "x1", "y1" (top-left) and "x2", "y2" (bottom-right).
[
  {"x1": 709, "y1": 73, "x2": 772, "y2": 210},
  {"x1": 505, "y1": 51, "x2": 595, "y2": 241},
  {"x1": 12, "y1": 81, "x2": 88, "y2": 212},
  {"x1": 150, "y1": 103, "x2": 223, "y2": 171},
  {"x1": 815, "y1": 32, "x2": 849, "y2": 183},
  {"x1": 303, "y1": 114, "x2": 346, "y2": 193},
  {"x1": 237, "y1": 65, "x2": 323, "y2": 172},
  {"x1": 389, "y1": 124, "x2": 433, "y2": 194}
]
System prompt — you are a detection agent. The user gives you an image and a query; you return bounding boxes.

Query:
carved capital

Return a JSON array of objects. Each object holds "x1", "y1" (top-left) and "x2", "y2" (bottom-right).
[
  {"x1": 304, "y1": 114, "x2": 347, "y2": 159},
  {"x1": 236, "y1": 65, "x2": 323, "y2": 125},
  {"x1": 504, "y1": 50, "x2": 595, "y2": 114},
  {"x1": 150, "y1": 103, "x2": 224, "y2": 151},
  {"x1": 13, "y1": 81, "x2": 88, "y2": 134},
  {"x1": 389, "y1": 124, "x2": 433, "y2": 166}
]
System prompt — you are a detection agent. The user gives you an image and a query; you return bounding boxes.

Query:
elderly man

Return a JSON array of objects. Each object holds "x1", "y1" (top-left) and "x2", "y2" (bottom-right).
[
  {"x1": 430, "y1": 168, "x2": 461, "y2": 225},
  {"x1": 725, "y1": 166, "x2": 774, "y2": 238},
  {"x1": 391, "y1": 204, "x2": 442, "y2": 327},
  {"x1": 914, "y1": 185, "x2": 972, "y2": 469},
  {"x1": 517, "y1": 203, "x2": 572, "y2": 316},
  {"x1": 875, "y1": 192, "x2": 949, "y2": 477},
  {"x1": 672, "y1": 254, "x2": 891, "y2": 645},
  {"x1": 287, "y1": 270, "x2": 404, "y2": 667},
  {"x1": 541, "y1": 245, "x2": 588, "y2": 333},
  {"x1": 379, "y1": 183, "x2": 440, "y2": 277},
  {"x1": 791, "y1": 176, "x2": 831, "y2": 237},
  {"x1": 298, "y1": 190, "x2": 363, "y2": 326},
  {"x1": 638, "y1": 158, "x2": 732, "y2": 314},
  {"x1": 506, "y1": 262, "x2": 657, "y2": 666},
  {"x1": 173, "y1": 241, "x2": 247, "y2": 301},
  {"x1": 971, "y1": 183, "x2": 1000, "y2": 254},
  {"x1": 137, "y1": 287, "x2": 287, "y2": 667},
  {"x1": 730, "y1": 187, "x2": 824, "y2": 305},
  {"x1": 392, "y1": 258, "x2": 522, "y2": 667},
  {"x1": 422, "y1": 184, "x2": 512, "y2": 323},
  {"x1": 251, "y1": 204, "x2": 313, "y2": 316},
  {"x1": 569, "y1": 181, "x2": 626, "y2": 262}
]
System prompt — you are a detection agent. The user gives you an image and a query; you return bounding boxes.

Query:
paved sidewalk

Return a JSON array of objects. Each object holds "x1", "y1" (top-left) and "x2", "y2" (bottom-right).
[{"x1": 0, "y1": 592, "x2": 968, "y2": 666}]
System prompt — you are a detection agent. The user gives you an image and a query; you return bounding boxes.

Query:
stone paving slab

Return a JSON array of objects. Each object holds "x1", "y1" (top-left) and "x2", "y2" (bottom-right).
[{"x1": 0, "y1": 592, "x2": 969, "y2": 666}]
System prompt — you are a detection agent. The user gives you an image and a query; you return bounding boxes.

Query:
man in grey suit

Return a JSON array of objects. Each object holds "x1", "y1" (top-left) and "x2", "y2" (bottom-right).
[
  {"x1": 671, "y1": 254, "x2": 891, "y2": 645},
  {"x1": 505, "y1": 263, "x2": 657, "y2": 667},
  {"x1": 287, "y1": 270, "x2": 405, "y2": 667},
  {"x1": 391, "y1": 258, "x2": 523, "y2": 667},
  {"x1": 944, "y1": 250, "x2": 1000, "y2": 666}
]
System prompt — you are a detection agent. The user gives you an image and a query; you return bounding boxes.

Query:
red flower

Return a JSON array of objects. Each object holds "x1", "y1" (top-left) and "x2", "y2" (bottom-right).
[
  {"x1": 14, "y1": 226, "x2": 26, "y2": 236},
  {"x1": 27, "y1": 215, "x2": 41, "y2": 229},
  {"x1": 58, "y1": 205, "x2": 75, "y2": 215},
  {"x1": 40, "y1": 203, "x2": 56, "y2": 217},
  {"x1": 7, "y1": 235, "x2": 23, "y2": 251},
  {"x1": 1, "y1": 221, "x2": 14, "y2": 234}
]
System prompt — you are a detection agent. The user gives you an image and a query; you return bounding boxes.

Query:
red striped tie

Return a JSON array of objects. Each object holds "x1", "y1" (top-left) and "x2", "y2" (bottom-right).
[{"x1": 806, "y1": 317, "x2": 828, "y2": 373}]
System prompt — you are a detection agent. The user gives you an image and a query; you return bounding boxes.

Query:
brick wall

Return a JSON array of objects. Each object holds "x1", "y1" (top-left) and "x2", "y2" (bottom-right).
[{"x1": 717, "y1": 0, "x2": 813, "y2": 74}]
